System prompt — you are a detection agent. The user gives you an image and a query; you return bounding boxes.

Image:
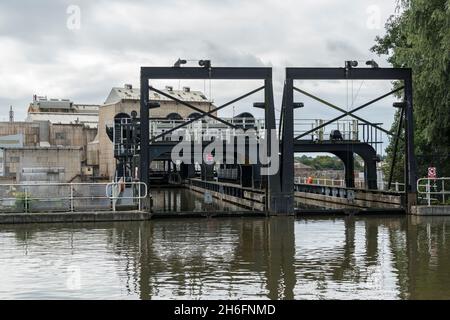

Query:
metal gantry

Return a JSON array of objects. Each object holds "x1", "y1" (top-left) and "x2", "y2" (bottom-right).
[
  {"x1": 280, "y1": 66, "x2": 417, "y2": 212},
  {"x1": 131, "y1": 63, "x2": 418, "y2": 214},
  {"x1": 139, "y1": 65, "x2": 291, "y2": 213}
]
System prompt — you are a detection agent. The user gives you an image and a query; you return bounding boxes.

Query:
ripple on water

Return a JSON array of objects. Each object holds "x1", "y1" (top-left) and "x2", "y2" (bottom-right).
[{"x1": 1, "y1": 216, "x2": 450, "y2": 299}]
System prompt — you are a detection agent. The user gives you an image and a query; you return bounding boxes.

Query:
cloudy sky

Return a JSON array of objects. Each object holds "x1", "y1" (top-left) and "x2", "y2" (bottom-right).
[{"x1": 0, "y1": 0, "x2": 401, "y2": 153}]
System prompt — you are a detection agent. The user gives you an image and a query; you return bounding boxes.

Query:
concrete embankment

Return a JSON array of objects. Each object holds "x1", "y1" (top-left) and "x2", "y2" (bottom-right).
[
  {"x1": 187, "y1": 182, "x2": 266, "y2": 211},
  {"x1": 0, "y1": 211, "x2": 152, "y2": 224},
  {"x1": 411, "y1": 206, "x2": 450, "y2": 216},
  {"x1": 0, "y1": 210, "x2": 267, "y2": 224},
  {"x1": 294, "y1": 190, "x2": 403, "y2": 211}
]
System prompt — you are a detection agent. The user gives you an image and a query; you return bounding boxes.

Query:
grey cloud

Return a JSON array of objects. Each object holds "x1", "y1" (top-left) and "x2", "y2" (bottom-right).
[{"x1": 0, "y1": 0, "x2": 397, "y2": 132}]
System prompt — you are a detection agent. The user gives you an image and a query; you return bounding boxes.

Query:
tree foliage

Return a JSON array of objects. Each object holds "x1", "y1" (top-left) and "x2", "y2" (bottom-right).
[
  {"x1": 371, "y1": 0, "x2": 450, "y2": 179},
  {"x1": 295, "y1": 155, "x2": 364, "y2": 171}
]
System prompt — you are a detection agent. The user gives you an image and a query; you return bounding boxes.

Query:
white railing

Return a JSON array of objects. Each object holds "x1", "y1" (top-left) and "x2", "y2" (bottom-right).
[
  {"x1": 290, "y1": 119, "x2": 360, "y2": 141},
  {"x1": 0, "y1": 182, "x2": 148, "y2": 213},
  {"x1": 149, "y1": 117, "x2": 267, "y2": 142},
  {"x1": 294, "y1": 177, "x2": 405, "y2": 191},
  {"x1": 112, "y1": 117, "x2": 381, "y2": 146},
  {"x1": 295, "y1": 177, "x2": 346, "y2": 187},
  {"x1": 417, "y1": 177, "x2": 450, "y2": 206}
]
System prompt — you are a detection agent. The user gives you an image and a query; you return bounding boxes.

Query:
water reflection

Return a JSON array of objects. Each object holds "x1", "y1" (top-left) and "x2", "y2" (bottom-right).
[
  {"x1": 151, "y1": 188, "x2": 246, "y2": 213},
  {"x1": 0, "y1": 215, "x2": 449, "y2": 299}
]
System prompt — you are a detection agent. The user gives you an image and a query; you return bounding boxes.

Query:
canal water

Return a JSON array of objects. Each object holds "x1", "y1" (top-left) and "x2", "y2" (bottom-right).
[{"x1": 1, "y1": 189, "x2": 450, "y2": 299}]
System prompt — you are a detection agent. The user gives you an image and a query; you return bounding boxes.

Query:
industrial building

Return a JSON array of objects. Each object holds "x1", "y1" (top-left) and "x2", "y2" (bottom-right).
[
  {"x1": 1, "y1": 86, "x2": 216, "y2": 182},
  {"x1": 26, "y1": 95, "x2": 99, "y2": 128},
  {"x1": 0, "y1": 95, "x2": 99, "y2": 183},
  {"x1": 0, "y1": 120, "x2": 96, "y2": 182},
  {"x1": 94, "y1": 84, "x2": 215, "y2": 180}
]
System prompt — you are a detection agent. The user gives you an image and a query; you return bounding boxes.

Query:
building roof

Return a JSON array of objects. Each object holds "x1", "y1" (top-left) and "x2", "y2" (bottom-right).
[
  {"x1": 26, "y1": 113, "x2": 98, "y2": 128},
  {"x1": 28, "y1": 96, "x2": 99, "y2": 114},
  {"x1": 3, "y1": 146, "x2": 82, "y2": 151},
  {"x1": 104, "y1": 85, "x2": 211, "y2": 105}
]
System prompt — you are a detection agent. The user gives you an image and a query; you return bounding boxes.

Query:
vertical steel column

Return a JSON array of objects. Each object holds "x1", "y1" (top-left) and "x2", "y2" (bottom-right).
[
  {"x1": 280, "y1": 78, "x2": 294, "y2": 213},
  {"x1": 333, "y1": 151, "x2": 355, "y2": 188},
  {"x1": 264, "y1": 77, "x2": 283, "y2": 213},
  {"x1": 139, "y1": 72, "x2": 150, "y2": 210},
  {"x1": 404, "y1": 70, "x2": 417, "y2": 211}
]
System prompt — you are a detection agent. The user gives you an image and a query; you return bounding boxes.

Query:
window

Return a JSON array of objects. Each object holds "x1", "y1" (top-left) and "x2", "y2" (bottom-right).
[
  {"x1": 55, "y1": 132, "x2": 66, "y2": 140},
  {"x1": 9, "y1": 156, "x2": 20, "y2": 163}
]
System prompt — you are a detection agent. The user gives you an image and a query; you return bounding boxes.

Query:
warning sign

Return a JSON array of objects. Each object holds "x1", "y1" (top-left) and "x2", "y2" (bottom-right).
[
  {"x1": 204, "y1": 153, "x2": 214, "y2": 165},
  {"x1": 428, "y1": 167, "x2": 437, "y2": 178}
]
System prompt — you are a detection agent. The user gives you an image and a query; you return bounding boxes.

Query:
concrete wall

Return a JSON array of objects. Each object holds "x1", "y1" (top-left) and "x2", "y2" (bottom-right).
[
  {"x1": 411, "y1": 205, "x2": 450, "y2": 216},
  {"x1": 1, "y1": 122, "x2": 97, "y2": 180},
  {"x1": 3, "y1": 147, "x2": 82, "y2": 182},
  {"x1": 50, "y1": 123, "x2": 96, "y2": 161},
  {"x1": 0, "y1": 122, "x2": 41, "y2": 146}
]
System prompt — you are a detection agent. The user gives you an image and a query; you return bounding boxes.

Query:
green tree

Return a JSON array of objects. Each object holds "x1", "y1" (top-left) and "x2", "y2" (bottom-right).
[
  {"x1": 295, "y1": 155, "x2": 363, "y2": 170},
  {"x1": 371, "y1": 0, "x2": 450, "y2": 179}
]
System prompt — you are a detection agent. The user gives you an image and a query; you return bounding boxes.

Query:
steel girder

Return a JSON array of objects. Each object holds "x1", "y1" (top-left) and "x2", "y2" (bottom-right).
[
  {"x1": 140, "y1": 66, "x2": 286, "y2": 213},
  {"x1": 282, "y1": 67, "x2": 417, "y2": 212}
]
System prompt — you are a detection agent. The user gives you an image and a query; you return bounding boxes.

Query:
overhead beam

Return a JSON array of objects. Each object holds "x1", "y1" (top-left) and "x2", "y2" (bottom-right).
[
  {"x1": 142, "y1": 67, "x2": 272, "y2": 80},
  {"x1": 286, "y1": 67, "x2": 412, "y2": 80}
]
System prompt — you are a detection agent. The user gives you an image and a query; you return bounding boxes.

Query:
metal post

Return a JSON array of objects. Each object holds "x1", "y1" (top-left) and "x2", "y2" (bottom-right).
[
  {"x1": 264, "y1": 77, "x2": 284, "y2": 213},
  {"x1": 404, "y1": 71, "x2": 417, "y2": 211},
  {"x1": 280, "y1": 78, "x2": 294, "y2": 214},
  {"x1": 24, "y1": 187, "x2": 28, "y2": 213},
  {"x1": 140, "y1": 71, "x2": 150, "y2": 211},
  {"x1": 112, "y1": 183, "x2": 117, "y2": 212},
  {"x1": 70, "y1": 184, "x2": 74, "y2": 212},
  {"x1": 388, "y1": 107, "x2": 404, "y2": 190},
  {"x1": 138, "y1": 183, "x2": 141, "y2": 212}
]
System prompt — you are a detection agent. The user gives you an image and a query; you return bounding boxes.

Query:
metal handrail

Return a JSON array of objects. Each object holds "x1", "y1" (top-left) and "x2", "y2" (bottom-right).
[
  {"x1": 417, "y1": 177, "x2": 450, "y2": 206},
  {"x1": 0, "y1": 182, "x2": 148, "y2": 213},
  {"x1": 294, "y1": 177, "x2": 405, "y2": 191}
]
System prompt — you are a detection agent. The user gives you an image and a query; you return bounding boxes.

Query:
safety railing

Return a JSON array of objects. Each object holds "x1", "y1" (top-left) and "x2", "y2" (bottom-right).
[
  {"x1": 294, "y1": 177, "x2": 405, "y2": 191},
  {"x1": 417, "y1": 177, "x2": 450, "y2": 206},
  {"x1": 295, "y1": 177, "x2": 346, "y2": 187},
  {"x1": 0, "y1": 182, "x2": 148, "y2": 213},
  {"x1": 148, "y1": 117, "x2": 267, "y2": 142},
  {"x1": 290, "y1": 119, "x2": 360, "y2": 141}
]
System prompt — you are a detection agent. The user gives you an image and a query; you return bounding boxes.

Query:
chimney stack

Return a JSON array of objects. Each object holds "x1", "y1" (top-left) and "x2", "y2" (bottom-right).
[{"x1": 9, "y1": 106, "x2": 13, "y2": 123}]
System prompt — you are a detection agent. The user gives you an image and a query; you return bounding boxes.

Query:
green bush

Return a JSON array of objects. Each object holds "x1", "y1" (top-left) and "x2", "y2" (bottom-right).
[{"x1": 15, "y1": 192, "x2": 33, "y2": 212}]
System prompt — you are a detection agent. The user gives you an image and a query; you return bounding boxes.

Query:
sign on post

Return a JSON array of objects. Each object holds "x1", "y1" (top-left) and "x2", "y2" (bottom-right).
[
  {"x1": 428, "y1": 167, "x2": 437, "y2": 179},
  {"x1": 205, "y1": 153, "x2": 214, "y2": 165}
]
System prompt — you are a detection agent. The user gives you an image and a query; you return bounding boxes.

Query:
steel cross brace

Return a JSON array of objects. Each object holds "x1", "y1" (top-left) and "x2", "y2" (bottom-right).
[
  {"x1": 149, "y1": 86, "x2": 236, "y2": 128},
  {"x1": 293, "y1": 86, "x2": 403, "y2": 140},
  {"x1": 149, "y1": 86, "x2": 265, "y2": 143},
  {"x1": 283, "y1": 67, "x2": 417, "y2": 212}
]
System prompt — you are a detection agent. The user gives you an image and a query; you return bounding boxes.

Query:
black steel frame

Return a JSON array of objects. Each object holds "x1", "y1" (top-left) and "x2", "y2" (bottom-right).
[
  {"x1": 140, "y1": 66, "x2": 288, "y2": 213},
  {"x1": 281, "y1": 67, "x2": 417, "y2": 212}
]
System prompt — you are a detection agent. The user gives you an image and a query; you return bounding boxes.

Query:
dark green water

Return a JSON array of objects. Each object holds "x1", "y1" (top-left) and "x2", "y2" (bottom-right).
[{"x1": 1, "y1": 214, "x2": 450, "y2": 299}]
